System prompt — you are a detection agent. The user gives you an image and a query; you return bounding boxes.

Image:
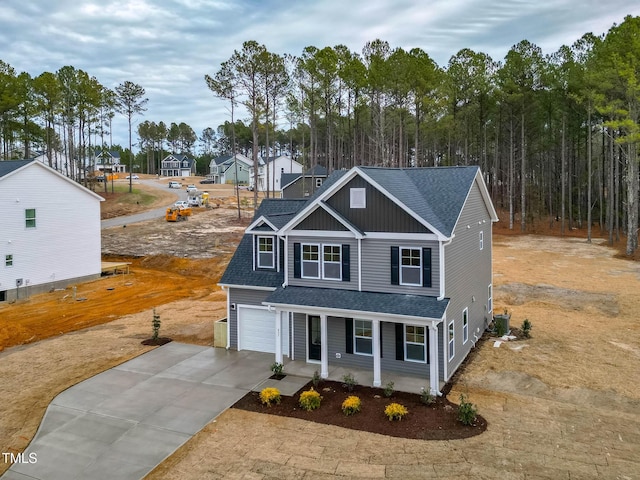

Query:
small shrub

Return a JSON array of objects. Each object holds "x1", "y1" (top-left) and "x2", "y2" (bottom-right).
[
  {"x1": 151, "y1": 308, "x2": 161, "y2": 341},
  {"x1": 342, "y1": 395, "x2": 361, "y2": 416},
  {"x1": 457, "y1": 394, "x2": 478, "y2": 425},
  {"x1": 384, "y1": 402, "x2": 408, "y2": 421},
  {"x1": 299, "y1": 388, "x2": 322, "y2": 411},
  {"x1": 259, "y1": 387, "x2": 281, "y2": 407},
  {"x1": 312, "y1": 370, "x2": 321, "y2": 388},
  {"x1": 521, "y1": 319, "x2": 532, "y2": 338},
  {"x1": 420, "y1": 387, "x2": 435, "y2": 405},
  {"x1": 341, "y1": 373, "x2": 357, "y2": 392},
  {"x1": 270, "y1": 362, "x2": 284, "y2": 376},
  {"x1": 383, "y1": 381, "x2": 395, "y2": 398}
]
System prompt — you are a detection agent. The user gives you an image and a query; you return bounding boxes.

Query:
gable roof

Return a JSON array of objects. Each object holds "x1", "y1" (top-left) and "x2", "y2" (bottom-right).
[
  {"x1": 280, "y1": 166, "x2": 496, "y2": 239},
  {"x1": 211, "y1": 154, "x2": 253, "y2": 167},
  {"x1": 0, "y1": 160, "x2": 104, "y2": 201},
  {"x1": 281, "y1": 165, "x2": 329, "y2": 191}
]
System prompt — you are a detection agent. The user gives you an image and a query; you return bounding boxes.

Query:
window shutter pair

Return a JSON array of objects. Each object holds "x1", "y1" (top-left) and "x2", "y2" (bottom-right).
[
  {"x1": 345, "y1": 318, "x2": 383, "y2": 357},
  {"x1": 390, "y1": 246, "x2": 432, "y2": 288},
  {"x1": 293, "y1": 242, "x2": 350, "y2": 281}
]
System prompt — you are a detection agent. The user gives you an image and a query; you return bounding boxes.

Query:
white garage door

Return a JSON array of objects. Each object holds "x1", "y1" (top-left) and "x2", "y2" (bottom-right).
[{"x1": 238, "y1": 306, "x2": 290, "y2": 354}]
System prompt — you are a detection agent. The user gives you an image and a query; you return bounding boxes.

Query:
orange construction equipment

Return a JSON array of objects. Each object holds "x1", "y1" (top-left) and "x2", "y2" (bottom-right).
[{"x1": 165, "y1": 206, "x2": 192, "y2": 222}]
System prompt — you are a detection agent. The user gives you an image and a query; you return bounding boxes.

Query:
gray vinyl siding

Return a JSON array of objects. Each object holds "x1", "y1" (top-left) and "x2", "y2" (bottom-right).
[
  {"x1": 293, "y1": 312, "x2": 307, "y2": 361},
  {"x1": 228, "y1": 288, "x2": 273, "y2": 350},
  {"x1": 288, "y1": 236, "x2": 358, "y2": 290},
  {"x1": 379, "y1": 322, "x2": 431, "y2": 378},
  {"x1": 325, "y1": 175, "x2": 431, "y2": 233},
  {"x1": 360, "y1": 238, "x2": 440, "y2": 296},
  {"x1": 443, "y1": 182, "x2": 493, "y2": 380}
]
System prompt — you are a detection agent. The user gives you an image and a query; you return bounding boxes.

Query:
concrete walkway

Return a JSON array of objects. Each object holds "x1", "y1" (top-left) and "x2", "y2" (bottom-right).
[{"x1": 2, "y1": 343, "x2": 275, "y2": 480}]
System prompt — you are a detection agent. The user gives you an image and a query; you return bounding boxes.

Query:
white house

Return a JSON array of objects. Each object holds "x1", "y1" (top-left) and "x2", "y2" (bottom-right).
[
  {"x1": 0, "y1": 160, "x2": 104, "y2": 302},
  {"x1": 250, "y1": 155, "x2": 303, "y2": 194}
]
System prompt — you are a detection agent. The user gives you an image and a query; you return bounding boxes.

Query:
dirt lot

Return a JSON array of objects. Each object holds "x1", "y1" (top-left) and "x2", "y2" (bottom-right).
[{"x1": 1, "y1": 186, "x2": 640, "y2": 478}]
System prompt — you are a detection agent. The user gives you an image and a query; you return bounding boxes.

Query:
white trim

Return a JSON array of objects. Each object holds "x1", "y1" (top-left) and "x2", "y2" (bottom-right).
[
  {"x1": 365, "y1": 232, "x2": 439, "y2": 241},
  {"x1": 321, "y1": 243, "x2": 342, "y2": 281},
  {"x1": 288, "y1": 230, "x2": 355, "y2": 238},
  {"x1": 399, "y1": 246, "x2": 422, "y2": 287},
  {"x1": 218, "y1": 283, "x2": 276, "y2": 291},
  {"x1": 404, "y1": 324, "x2": 427, "y2": 363},
  {"x1": 462, "y1": 308, "x2": 469, "y2": 344},
  {"x1": 354, "y1": 319, "x2": 373, "y2": 356},
  {"x1": 357, "y1": 237, "x2": 362, "y2": 292},
  {"x1": 320, "y1": 314, "x2": 328, "y2": 378},
  {"x1": 372, "y1": 320, "x2": 381, "y2": 387},
  {"x1": 264, "y1": 302, "x2": 444, "y2": 325},
  {"x1": 257, "y1": 236, "x2": 275, "y2": 269},
  {"x1": 429, "y1": 324, "x2": 440, "y2": 395},
  {"x1": 301, "y1": 243, "x2": 320, "y2": 279},
  {"x1": 246, "y1": 215, "x2": 278, "y2": 233},
  {"x1": 448, "y1": 320, "x2": 455, "y2": 361},
  {"x1": 488, "y1": 284, "x2": 493, "y2": 314}
]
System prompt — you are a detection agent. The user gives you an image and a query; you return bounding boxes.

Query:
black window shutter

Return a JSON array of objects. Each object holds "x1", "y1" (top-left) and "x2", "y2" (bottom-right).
[
  {"x1": 391, "y1": 246, "x2": 399, "y2": 285},
  {"x1": 422, "y1": 247, "x2": 432, "y2": 288},
  {"x1": 342, "y1": 244, "x2": 350, "y2": 282},
  {"x1": 254, "y1": 236, "x2": 258, "y2": 269},
  {"x1": 293, "y1": 243, "x2": 301, "y2": 278},
  {"x1": 279, "y1": 239, "x2": 285, "y2": 270},
  {"x1": 395, "y1": 323, "x2": 404, "y2": 361},
  {"x1": 345, "y1": 318, "x2": 353, "y2": 354}
]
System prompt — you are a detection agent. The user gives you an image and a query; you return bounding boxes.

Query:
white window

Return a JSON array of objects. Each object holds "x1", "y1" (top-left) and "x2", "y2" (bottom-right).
[
  {"x1": 322, "y1": 245, "x2": 341, "y2": 280},
  {"x1": 462, "y1": 308, "x2": 469, "y2": 344},
  {"x1": 400, "y1": 248, "x2": 421, "y2": 286},
  {"x1": 25, "y1": 208, "x2": 36, "y2": 228},
  {"x1": 315, "y1": 178, "x2": 323, "y2": 188},
  {"x1": 448, "y1": 321, "x2": 455, "y2": 360},
  {"x1": 5, "y1": 254, "x2": 13, "y2": 267},
  {"x1": 350, "y1": 188, "x2": 366, "y2": 208},
  {"x1": 302, "y1": 244, "x2": 320, "y2": 278},
  {"x1": 405, "y1": 325, "x2": 426, "y2": 363},
  {"x1": 479, "y1": 231, "x2": 484, "y2": 250},
  {"x1": 488, "y1": 285, "x2": 493, "y2": 313},
  {"x1": 257, "y1": 236, "x2": 274, "y2": 268},
  {"x1": 354, "y1": 319, "x2": 372, "y2": 355}
]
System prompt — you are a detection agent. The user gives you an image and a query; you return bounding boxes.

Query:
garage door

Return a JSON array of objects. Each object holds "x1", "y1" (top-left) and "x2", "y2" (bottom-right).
[{"x1": 238, "y1": 306, "x2": 288, "y2": 354}]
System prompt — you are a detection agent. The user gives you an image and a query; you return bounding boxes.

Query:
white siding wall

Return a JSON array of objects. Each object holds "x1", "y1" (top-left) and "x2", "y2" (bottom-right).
[{"x1": 0, "y1": 164, "x2": 102, "y2": 295}]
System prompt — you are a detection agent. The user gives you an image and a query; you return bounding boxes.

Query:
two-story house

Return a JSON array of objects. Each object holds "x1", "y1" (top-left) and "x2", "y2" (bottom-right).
[
  {"x1": 249, "y1": 155, "x2": 303, "y2": 194},
  {"x1": 0, "y1": 160, "x2": 103, "y2": 302},
  {"x1": 95, "y1": 150, "x2": 126, "y2": 173},
  {"x1": 208, "y1": 154, "x2": 252, "y2": 185},
  {"x1": 219, "y1": 166, "x2": 498, "y2": 395},
  {"x1": 160, "y1": 153, "x2": 197, "y2": 177}
]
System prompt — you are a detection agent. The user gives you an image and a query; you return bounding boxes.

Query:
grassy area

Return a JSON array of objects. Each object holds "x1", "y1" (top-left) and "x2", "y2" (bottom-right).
[{"x1": 105, "y1": 184, "x2": 156, "y2": 206}]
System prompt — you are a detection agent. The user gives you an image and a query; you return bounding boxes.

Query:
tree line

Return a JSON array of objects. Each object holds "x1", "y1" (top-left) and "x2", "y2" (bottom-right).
[{"x1": 207, "y1": 15, "x2": 640, "y2": 255}]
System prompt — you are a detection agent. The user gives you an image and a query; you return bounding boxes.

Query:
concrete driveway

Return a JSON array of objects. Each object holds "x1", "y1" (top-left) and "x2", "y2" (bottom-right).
[{"x1": 2, "y1": 343, "x2": 273, "y2": 480}]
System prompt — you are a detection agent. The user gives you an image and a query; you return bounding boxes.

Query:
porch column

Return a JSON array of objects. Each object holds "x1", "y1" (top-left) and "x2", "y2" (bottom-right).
[
  {"x1": 372, "y1": 319, "x2": 381, "y2": 387},
  {"x1": 320, "y1": 314, "x2": 328, "y2": 379},
  {"x1": 275, "y1": 310, "x2": 283, "y2": 364},
  {"x1": 429, "y1": 324, "x2": 440, "y2": 395}
]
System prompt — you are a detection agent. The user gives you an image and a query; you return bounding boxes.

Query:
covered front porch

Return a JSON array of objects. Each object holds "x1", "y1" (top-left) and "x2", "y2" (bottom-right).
[{"x1": 265, "y1": 286, "x2": 449, "y2": 396}]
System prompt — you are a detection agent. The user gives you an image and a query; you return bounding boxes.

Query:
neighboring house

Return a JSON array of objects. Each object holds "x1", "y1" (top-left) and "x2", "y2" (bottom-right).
[
  {"x1": 0, "y1": 160, "x2": 104, "y2": 302},
  {"x1": 250, "y1": 155, "x2": 303, "y2": 194},
  {"x1": 161, "y1": 154, "x2": 197, "y2": 177},
  {"x1": 281, "y1": 165, "x2": 328, "y2": 198},
  {"x1": 219, "y1": 165, "x2": 498, "y2": 395},
  {"x1": 95, "y1": 150, "x2": 126, "y2": 173},
  {"x1": 208, "y1": 154, "x2": 252, "y2": 185}
]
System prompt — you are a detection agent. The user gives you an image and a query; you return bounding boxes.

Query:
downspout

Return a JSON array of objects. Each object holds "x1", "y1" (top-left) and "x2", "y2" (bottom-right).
[
  {"x1": 221, "y1": 285, "x2": 231, "y2": 350},
  {"x1": 279, "y1": 234, "x2": 288, "y2": 287},
  {"x1": 438, "y1": 236, "x2": 454, "y2": 301},
  {"x1": 358, "y1": 237, "x2": 362, "y2": 291}
]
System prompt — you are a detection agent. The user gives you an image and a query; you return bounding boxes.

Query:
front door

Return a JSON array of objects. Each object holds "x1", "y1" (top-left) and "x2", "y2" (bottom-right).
[{"x1": 308, "y1": 315, "x2": 321, "y2": 361}]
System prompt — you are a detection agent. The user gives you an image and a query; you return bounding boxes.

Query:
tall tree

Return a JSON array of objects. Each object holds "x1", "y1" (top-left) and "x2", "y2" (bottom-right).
[{"x1": 114, "y1": 80, "x2": 148, "y2": 192}]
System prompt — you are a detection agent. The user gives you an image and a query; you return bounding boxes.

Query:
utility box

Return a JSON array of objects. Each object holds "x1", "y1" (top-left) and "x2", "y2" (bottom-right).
[
  {"x1": 494, "y1": 313, "x2": 511, "y2": 335},
  {"x1": 214, "y1": 318, "x2": 227, "y2": 348}
]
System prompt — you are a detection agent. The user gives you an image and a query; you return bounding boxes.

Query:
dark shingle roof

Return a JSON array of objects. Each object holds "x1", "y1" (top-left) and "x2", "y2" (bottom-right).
[
  {"x1": 280, "y1": 173, "x2": 301, "y2": 189},
  {"x1": 0, "y1": 160, "x2": 33, "y2": 178},
  {"x1": 219, "y1": 235, "x2": 283, "y2": 287},
  {"x1": 359, "y1": 166, "x2": 479, "y2": 237},
  {"x1": 265, "y1": 286, "x2": 449, "y2": 320}
]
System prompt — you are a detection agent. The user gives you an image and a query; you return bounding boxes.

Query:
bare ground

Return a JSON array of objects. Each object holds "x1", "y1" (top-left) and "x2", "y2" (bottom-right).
[{"x1": 1, "y1": 189, "x2": 640, "y2": 477}]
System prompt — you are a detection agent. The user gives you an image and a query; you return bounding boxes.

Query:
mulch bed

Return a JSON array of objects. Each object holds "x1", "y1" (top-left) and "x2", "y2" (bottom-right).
[
  {"x1": 232, "y1": 380, "x2": 486, "y2": 440},
  {"x1": 141, "y1": 337, "x2": 173, "y2": 346}
]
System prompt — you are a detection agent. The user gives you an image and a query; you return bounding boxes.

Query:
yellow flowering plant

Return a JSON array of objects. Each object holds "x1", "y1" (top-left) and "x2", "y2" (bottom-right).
[
  {"x1": 259, "y1": 387, "x2": 281, "y2": 406},
  {"x1": 384, "y1": 402, "x2": 408, "y2": 421},
  {"x1": 299, "y1": 388, "x2": 322, "y2": 411},
  {"x1": 341, "y1": 395, "x2": 361, "y2": 416}
]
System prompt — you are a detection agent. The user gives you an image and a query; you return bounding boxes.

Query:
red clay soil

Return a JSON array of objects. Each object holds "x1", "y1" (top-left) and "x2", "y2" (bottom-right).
[{"x1": 232, "y1": 380, "x2": 487, "y2": 441}]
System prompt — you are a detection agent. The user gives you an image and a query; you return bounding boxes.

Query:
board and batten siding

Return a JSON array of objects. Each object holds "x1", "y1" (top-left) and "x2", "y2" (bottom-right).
[
  {"x1": 0, "y1": 163, "x2": 101, "y2": 301},
  {"x1": 227, "y1": 288, "x2": 273, "y2": 350},
  {"x1": 360, "y1": 238, "x2": 440, "y2": 296},
  {"x1": 443, "y1": 181, "x2": 493, "y2": 380},
  {"x1": 287, "y1": 236, "x2": 358, "y2": 290}
]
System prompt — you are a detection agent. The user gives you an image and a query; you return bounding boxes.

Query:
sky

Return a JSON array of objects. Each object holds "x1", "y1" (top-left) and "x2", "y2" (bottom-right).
[{"x1": 2, "y1": 0, "x2": 639, "y2": 152}]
